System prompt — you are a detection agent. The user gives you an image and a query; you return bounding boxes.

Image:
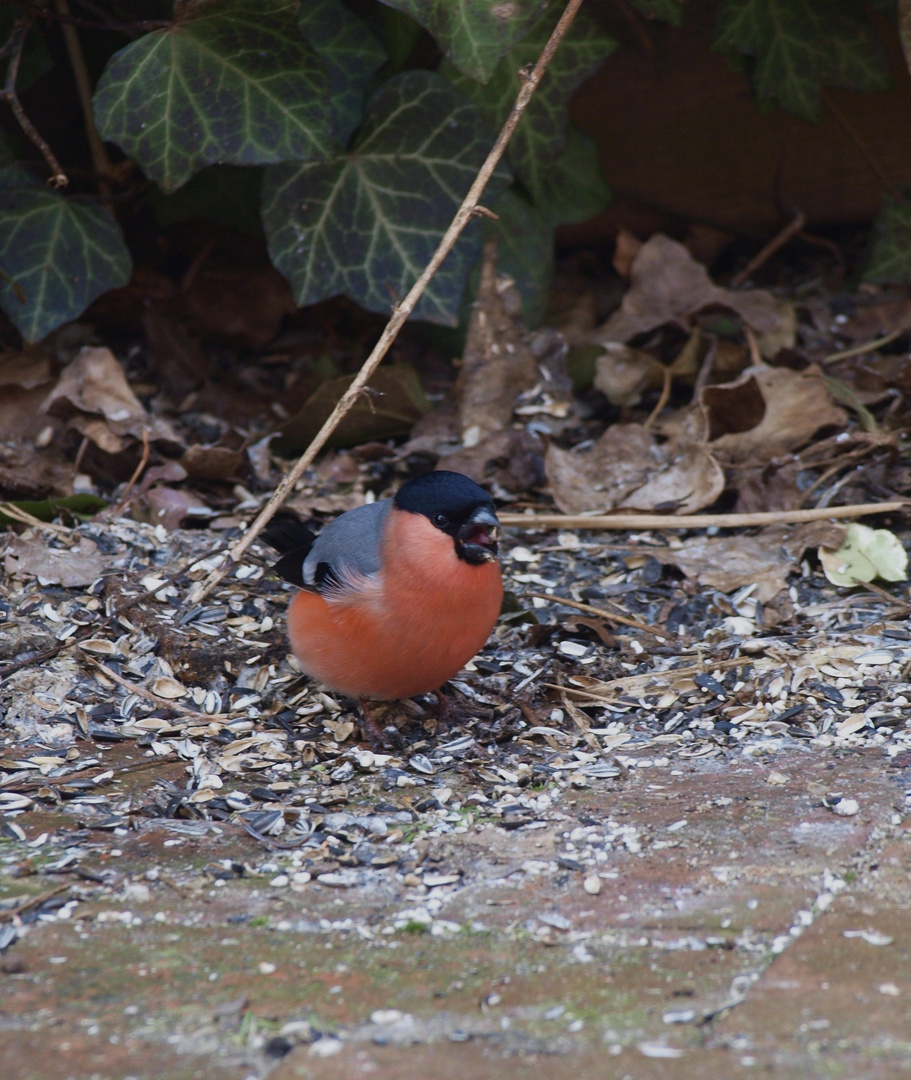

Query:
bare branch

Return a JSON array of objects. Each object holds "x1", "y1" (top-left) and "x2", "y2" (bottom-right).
[
  {"x1": 0, "y1": 12, "x2": 68, "y2": 187},
  {"x1": 185, "y1": 0, "x2": 588, "y2": 605}
]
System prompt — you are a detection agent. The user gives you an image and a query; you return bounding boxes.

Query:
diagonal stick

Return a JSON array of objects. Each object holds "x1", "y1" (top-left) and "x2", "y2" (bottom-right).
[{"x1": 186, "y1": 0, "x2": 586, "y2": 606}]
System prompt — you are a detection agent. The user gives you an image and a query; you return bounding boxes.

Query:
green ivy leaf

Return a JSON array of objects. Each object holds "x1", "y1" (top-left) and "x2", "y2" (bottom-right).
[
  {"x1": 152, "y1": 164, "x2": 264, "y2": 235},
  {"x1": 93, "y1": 0, "x2": 331, "y2": 192},
  {"x1": 299, "y1": 0, "x2": 387, "y2": 146},
  {"x1": 629, "y1": 0, "x2": 686, "y2": 26},
  {"x1": 262, "y1": 70, "x2": 510, "y2": 326},
  {"x1": 863, "y1": 195, "x2": 911, "y2": 283},
  {"x1": 534, "y1": 126, "x2": 611, "y2": 229},
  {"x1": 714, "y1": 0, "x2": 888, "y2": 121},
  {"x1": 380, "y1": 0, "x2": 551, "y2": 82},
  {"x1": 442, "y1": 2, "x2": 616, "y2": 205},
  {"x1": 0, "y1": 168, "x2": 132, "y2": 342},
  {"x1": 382, "y1": 6, "x2": 421, "y2": 70}
]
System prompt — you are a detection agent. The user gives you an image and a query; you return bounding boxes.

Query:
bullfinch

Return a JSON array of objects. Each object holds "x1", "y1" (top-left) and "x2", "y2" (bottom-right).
[{"x1": 263, "y1": 470, "x2": 503, "y2": 702}]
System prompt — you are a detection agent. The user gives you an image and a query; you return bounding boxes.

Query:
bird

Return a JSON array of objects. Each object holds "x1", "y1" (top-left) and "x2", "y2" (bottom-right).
[{"x1": 263, "y1": 470, "x2": 503, "y2": 704}]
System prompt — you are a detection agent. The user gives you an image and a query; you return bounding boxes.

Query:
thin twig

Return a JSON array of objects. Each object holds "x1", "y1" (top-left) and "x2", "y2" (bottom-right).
[
  {"x1": 7, "y1": 754, "x2": 178, "y2": 794},
  {"x1": 527, "y1": 591, "x2": 664, "y2": 637},
  {"x1": 102, "y1": 429, "x2": 150, "y2": 520},
  {"x1": 548, "y1": 656, "x2": 751, "y2": 702},
  {"x1": 499, "y1": 501, "x2": 907, "y2": 531},
  {"x1": 54, "y1": 0, "x2": 114, "y2": 200},
  {"x1": 0, "y1": 502, "x2": 71, "y2": 534},
  {"x1": 744, "y1": 325, "x2": 762, "y2": 366},
  {"x1": 185, "y1": 0, "x2": 586, "y2": 607},
  {"x1": 643, "y1": 364, "x2": 672, "y2": 429},
  {"x1": 0, "y1": 13, "x2": 68, "y2": 186},
  {"x1": 823, "y1": 328, "x2": 905, "y2": 365},
  {"x1": 730, "y1": 211, "x2": 806, "y2": 289},
  {"x1": 0, "y1": 882, "x2": 71, "y2": 922},
  {"x1": 86, "y1": 659, "x2": 233, "y2": 724}
]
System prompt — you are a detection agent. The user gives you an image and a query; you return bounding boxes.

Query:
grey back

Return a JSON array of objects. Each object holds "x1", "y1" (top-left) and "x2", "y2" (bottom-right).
[{"x1": 302, "y1": 499, "x2": 390, "y2": 589}]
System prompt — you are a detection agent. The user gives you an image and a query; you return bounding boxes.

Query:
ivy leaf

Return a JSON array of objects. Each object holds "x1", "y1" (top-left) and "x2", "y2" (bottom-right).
[
  {"x1": 629, "y1": 0, "x2": 686, "y2": 25},
  {"x1": 533, "y1": 126, "x2": 611, "y2": 229},
  {"x1": 863, "y1": 195, "x2": 911, "y2": 283},
  {"x1": 262, "y1": 71, "x2": 511, "y2": 326},
  {"x1": 443, "y1": 2, "x2": 616, "y2": 205},
  {"x1": 714, "y1": 0, "x2": 888, "y2": 121},
  {"x1": 380, "y1": 0, "x2": 551, "y2": 83},
  {"x1": 299, "y1": 0, "x2": 387, "y2": 146},
  {"x1": 0, "y1": 169, "x2": 132, "y2": 342},
  {"x1": 93, "y1": 0, "x2": 331, "y2": 192},
  {"x1": 382, "y1": 6, "x2": 421, "y2": 70}
]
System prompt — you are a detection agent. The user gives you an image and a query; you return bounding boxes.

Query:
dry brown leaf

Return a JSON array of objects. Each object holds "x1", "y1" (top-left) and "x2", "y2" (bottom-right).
[
  {"x1": 593, "y1": 343, "x2": 664, "y2": 406},
  {"x1": 180, "y1": 444, "x2": 246, "y2": 482},
  {"x1": 0, "y1": 443, "x2": 73, "y2": 499},
  {"x1": 42, "y1": 347, "x2": 181, "y2": 452},
  {"x1": 648, "y1": 522, "x2": 847, "y2": 602},
  {"x1": 702, "y1": 364, "x2": 848, "y2": 463},
  {"x1": 0, "y1": 385, "x2": 60, "y2": 441},
  {"x1": 440, "y1": 428, "x2": 544, "y2": 492},
  {"x1": 593, "y1": 235, "x2": 795, "y2": 357},
  {"x1": 457, "y1": 238, "x2": 539, "y2": 443},
  {"x1": 0, "y1": 351, "x2": 58, "y2": 441},
  {"x1": 545, "y1": 422, "x2": 724, "y2": 515},
  {"x1": 4, "y1": 536, "x2": 107, "y2": 587}
]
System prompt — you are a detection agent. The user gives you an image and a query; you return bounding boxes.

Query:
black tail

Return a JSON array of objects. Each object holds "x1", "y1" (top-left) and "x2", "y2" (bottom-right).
[{"x1": 262, "y1": 516, "x2": 316, "y2": 589}]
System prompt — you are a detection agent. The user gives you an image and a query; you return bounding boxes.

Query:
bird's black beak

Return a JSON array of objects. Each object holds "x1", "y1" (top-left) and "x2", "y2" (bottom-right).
[{"x1": 457, "y1": 506, "x2": 500, "y2": 564}]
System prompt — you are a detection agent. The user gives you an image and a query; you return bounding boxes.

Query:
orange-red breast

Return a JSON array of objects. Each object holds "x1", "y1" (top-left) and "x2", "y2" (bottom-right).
[{"x1": 264, "y1": 471, "x2": 503, "y2": 701}]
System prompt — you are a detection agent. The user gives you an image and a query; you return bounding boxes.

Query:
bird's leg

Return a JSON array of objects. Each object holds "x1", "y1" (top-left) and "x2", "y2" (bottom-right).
[
  {"x1": 434, "y1": 684, "x2": 469, "y2": 726},
  {"x1": 357, "y1": 699, "x2": 404, "y2": 750},
  {"x1": 357, "y1": 699, "x2": 385, "y2": 748}
]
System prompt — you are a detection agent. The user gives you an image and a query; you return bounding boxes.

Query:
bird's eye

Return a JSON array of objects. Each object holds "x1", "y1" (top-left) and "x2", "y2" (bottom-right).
[{"x1": 432, "y1": 512, "x2": 450, "y2": 529}]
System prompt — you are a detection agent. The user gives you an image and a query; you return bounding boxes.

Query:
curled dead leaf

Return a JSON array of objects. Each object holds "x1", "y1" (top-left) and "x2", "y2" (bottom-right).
[
  {"x1": 179, "y1": 442, "x2": 246, "y2": 482},
  {"x1": 702, "y1": 364, "x2": 848, "y2": 463},
  {"x1": 3, "y1": 536, "x2": 106, "y2": 587},
  {"x1": 647, "y1": 522, "x2": 846, "y2": 603},
  {"x1": 593, "y1": 235, "x2": 795, "y2": 357},
  {"x1": 42, "y1": 346, "x2": 182, "y2": 452},
  {"x1": 545, "y1": 423, "x2": 724, "y2": 515},
  {"x1": 441, "y1": 429, "x2": 545, "y2": 492}
]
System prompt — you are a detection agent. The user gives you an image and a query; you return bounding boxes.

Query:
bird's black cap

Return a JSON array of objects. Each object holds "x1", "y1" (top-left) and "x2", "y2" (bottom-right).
[{"x1": 393, "y1": 470, "x2": 495, "y2": 521}]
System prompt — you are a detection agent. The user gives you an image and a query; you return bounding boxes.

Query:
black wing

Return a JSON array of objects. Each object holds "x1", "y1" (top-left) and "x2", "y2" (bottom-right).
[{"x1": 262, "y1": 517, "x2": 316, "y2": 589}]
